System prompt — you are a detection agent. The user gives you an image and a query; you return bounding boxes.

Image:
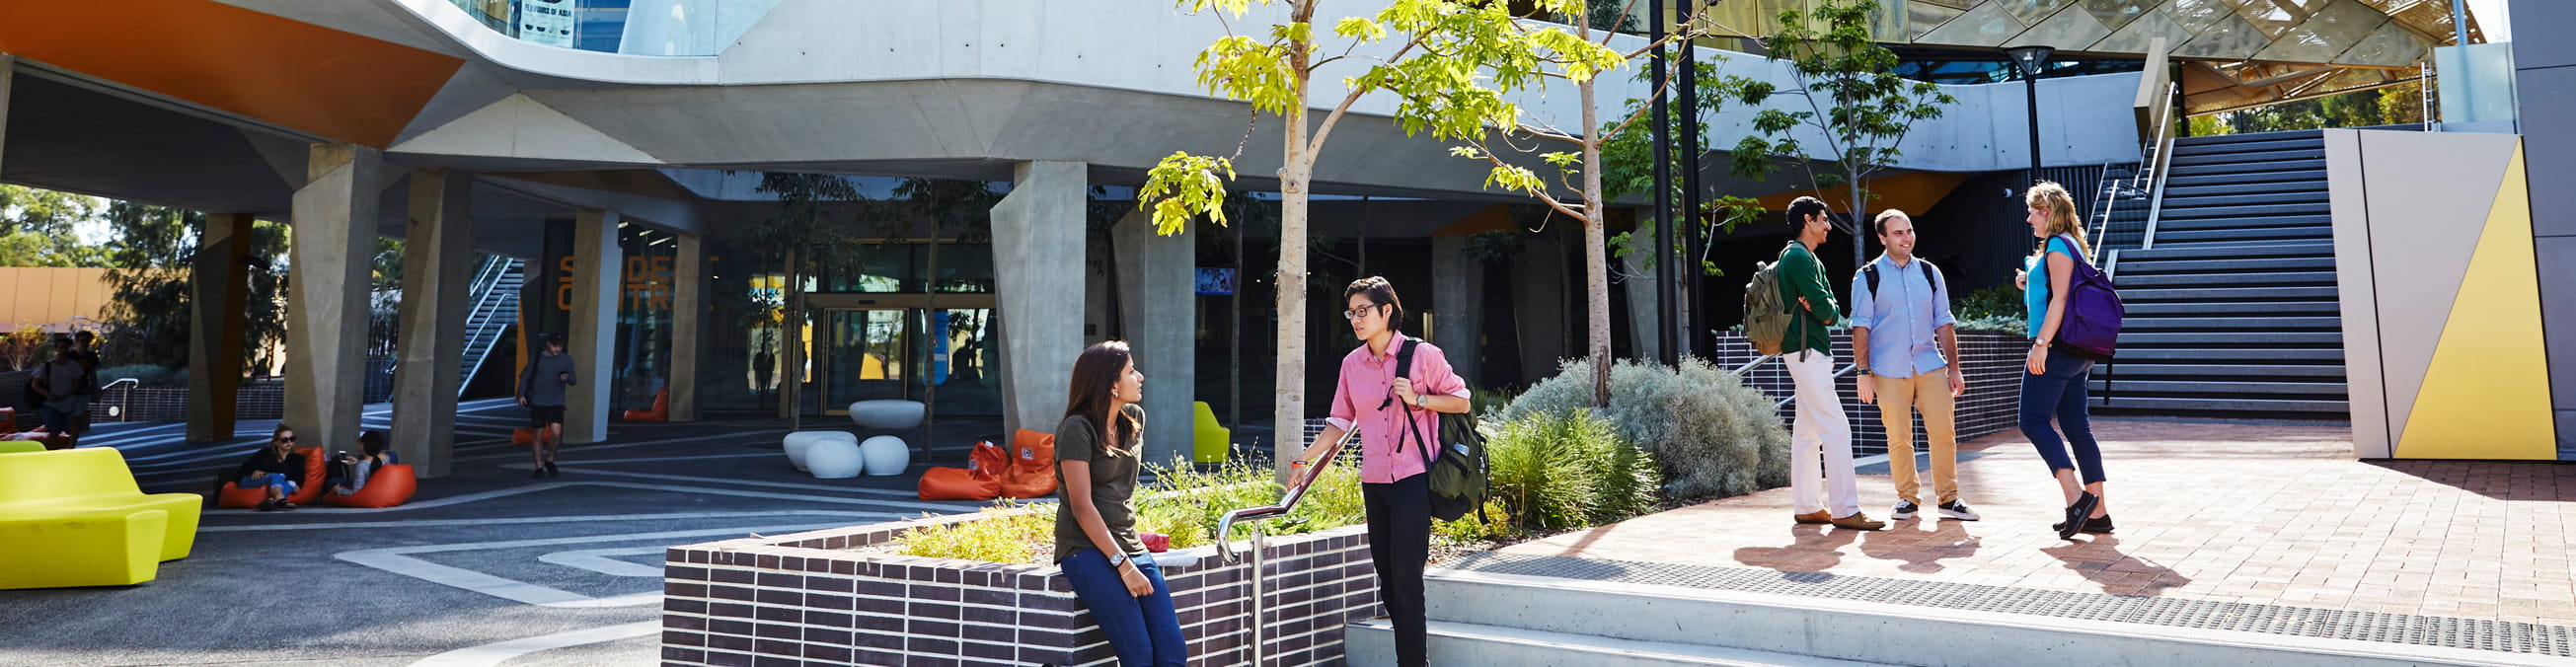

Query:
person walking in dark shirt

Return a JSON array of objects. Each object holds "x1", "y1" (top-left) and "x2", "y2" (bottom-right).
[
  {"x1": 517, "y1": 334, "x2": 577, "y2": 479},
  {"x1": 30, "y1": 335, "x2": 93, "y2": 450}
]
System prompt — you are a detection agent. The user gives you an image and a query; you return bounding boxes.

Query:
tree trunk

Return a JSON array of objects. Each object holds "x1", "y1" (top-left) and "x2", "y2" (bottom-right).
[
  {"x1": 1274, "y1": 50, "x2": 1313, "y2": 481},
  {"x1": 1580, "y1": 6, "x2": 1611, "y2": 407},
  {"x1": 1851, "y1": 184, "x2": 1867, "y2": 267}
]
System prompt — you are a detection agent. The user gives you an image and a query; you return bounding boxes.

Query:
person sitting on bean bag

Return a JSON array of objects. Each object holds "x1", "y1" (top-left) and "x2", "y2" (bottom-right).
[
  {"x1": 235, "y1": 424, "x2": 309, "y2": 512},
  {"x1": 326, "y1": 430, "x2": 400, "y2": 496}
]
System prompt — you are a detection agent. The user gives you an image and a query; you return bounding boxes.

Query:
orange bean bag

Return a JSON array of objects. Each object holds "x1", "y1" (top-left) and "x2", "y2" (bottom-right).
[
  {"x1": 322, "y1": 464, "x2": 417, "y2": 508},
  {"x1": 999, "y1": 428, "x2": 1058, "y2": 499},
  {"x1": 513, "y1": 427, "x2": 536, "y2": 444},
  {"x1": 622, "y1": 389, "x2": 669, "y2": 422},
  {"x1": 216, "y1": 447, "x2": 326, "y2": 508},
  {"x1": 918, "y1": 440, "x2": 1008, "y2": 500}
]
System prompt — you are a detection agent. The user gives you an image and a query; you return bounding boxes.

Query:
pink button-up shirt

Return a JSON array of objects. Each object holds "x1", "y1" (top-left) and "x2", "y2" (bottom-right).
[{"x1": 1326, "y1": 333, "x2": 1470, "y2": 484}]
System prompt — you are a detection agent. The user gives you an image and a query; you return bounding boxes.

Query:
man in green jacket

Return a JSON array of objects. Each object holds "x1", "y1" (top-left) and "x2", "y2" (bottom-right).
[{"x1": 1778, "y1": 196, "x2": 1882, "y2": 531}]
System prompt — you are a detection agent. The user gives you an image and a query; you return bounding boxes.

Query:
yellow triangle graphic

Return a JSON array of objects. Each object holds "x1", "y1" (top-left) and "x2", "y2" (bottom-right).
[{"x1": 2396, "y1": 148, "x2": 2557, "y2": 459}]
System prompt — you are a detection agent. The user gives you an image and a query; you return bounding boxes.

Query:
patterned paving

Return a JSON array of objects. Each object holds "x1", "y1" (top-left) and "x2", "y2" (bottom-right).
[{"x1": 1488, "y1": 418, "x2": 2576, "y2": 629}]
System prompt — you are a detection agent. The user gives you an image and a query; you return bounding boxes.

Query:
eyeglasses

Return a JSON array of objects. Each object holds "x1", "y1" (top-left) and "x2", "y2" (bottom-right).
[
  {"x1": 1342, "y1": 304, "x2": 1386, "y2": 322},
  {"x1": 275, "y1": 436, "x2": 296, "y2": 443}
]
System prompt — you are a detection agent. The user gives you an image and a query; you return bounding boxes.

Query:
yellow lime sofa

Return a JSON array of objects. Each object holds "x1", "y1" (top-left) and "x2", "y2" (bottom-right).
[{"x1": 0, "y1": 447, "x2": 202, "y2": 589}]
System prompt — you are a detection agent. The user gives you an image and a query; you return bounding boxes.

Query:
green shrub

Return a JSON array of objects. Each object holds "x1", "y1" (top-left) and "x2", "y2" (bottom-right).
[
  {"x1": 1503, "y1": 356, "x2": 1788, "y2": 498},
  {"x1": 1953, "y1": 283, "x2": 2023, "y2": 322},
  {"x1": 1481, "y1": 409, "x2": 1661, "y2": 531},
  {"x1": 1953, "y1": 314, "x2": 2027, "y2": 336},
  {"x1": 1434, "y1": 499, "x2": 1515, "y2": 544},
  {"x1": 895, "y1": 503, "x2": 1051, "y2": 564},
  {"x1": 1469, "y1": 385, "x2": 1519, "y2": 420}
]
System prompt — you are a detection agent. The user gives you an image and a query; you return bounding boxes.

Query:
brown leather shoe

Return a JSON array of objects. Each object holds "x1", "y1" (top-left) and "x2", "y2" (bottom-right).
[
  {"x1": 1830, "y1": 512, "x2": 1886, "y2": 531},
  {"x1": 1793, "y1": 510, "x2": 1831, "y2": 524}
]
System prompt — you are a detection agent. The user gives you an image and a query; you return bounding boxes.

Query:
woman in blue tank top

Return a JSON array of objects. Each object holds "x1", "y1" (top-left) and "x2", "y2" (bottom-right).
[{"x1": 2018, "y1": 182, "x2": 2113, "y2": 540}]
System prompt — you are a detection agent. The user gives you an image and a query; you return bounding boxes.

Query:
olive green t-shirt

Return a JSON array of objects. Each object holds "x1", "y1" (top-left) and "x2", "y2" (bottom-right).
[{"x1": 1052, "y1": 405, "x2": 1147, "y2": 563}]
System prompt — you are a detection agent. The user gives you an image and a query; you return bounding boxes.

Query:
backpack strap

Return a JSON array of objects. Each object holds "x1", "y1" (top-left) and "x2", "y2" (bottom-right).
[
  {"x1": 1386, "y1": 338, "x2": 1425, "y2": 458},
  {"x1": 1860, "y1": 263, "x2": 1880, "y2": 302}
]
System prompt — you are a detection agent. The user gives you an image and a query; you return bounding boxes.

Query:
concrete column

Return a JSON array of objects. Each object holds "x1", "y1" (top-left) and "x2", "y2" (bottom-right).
[
  {"x1": 390, "y1": 170, "x2": 475, "y2": 478},
  {"x1": 565, "y1": 209, "x2": 622, "y2": 444},
  {"x1": 0, "y1": 54, "x2": 13, "y2": 172},
  {"x1": 990, "y1": 161, "x2": 1086, "y2": 438},
  {"x1": 283, "y1": 144, "x2": 381, "y2": 455},
  {"x1": 1112, "y1": 208, "x2": 1194, "y2": 467},
  {"x1": 1620, "y1": 249, "x2": 1660, "y2": 362},
  {"x1": 1430, "y1": 235, "x2": 1485, "y2": 384},
  {"x1": 669, "y1": 233, "x2": 704, "y2": 422},
  {"x1": 188, "y1": 212, "x2": 254, "y2": 443}
]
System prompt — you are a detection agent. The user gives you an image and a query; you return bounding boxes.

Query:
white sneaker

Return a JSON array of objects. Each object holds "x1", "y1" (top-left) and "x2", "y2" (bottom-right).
[
  {"x1": 1891, "y1": 500, "x2": 1919, "y2": 520},
  {"x1": 1937, "y1": 500, "x2": 1981, "y2": 521}
]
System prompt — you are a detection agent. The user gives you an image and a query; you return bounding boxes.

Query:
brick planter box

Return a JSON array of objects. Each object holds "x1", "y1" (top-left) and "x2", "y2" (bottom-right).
[{"x1": 662, "y1": 511, "x2": 1380, "y2": 666}]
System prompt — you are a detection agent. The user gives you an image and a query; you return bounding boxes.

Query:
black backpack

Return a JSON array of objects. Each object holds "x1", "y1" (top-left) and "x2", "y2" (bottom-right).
[
  {"x1": 1858, "y1": 259, "x2": 1942, "y2": 302},
  {"x1": 1392, "y1": 339, "x2": 1486, "y2": 523}
]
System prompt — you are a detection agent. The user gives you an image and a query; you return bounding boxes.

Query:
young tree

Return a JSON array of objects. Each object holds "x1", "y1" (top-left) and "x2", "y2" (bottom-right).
[
  {"x1": 1142, "y1": 0, "x2": 1628, "y2": 450},
  {"x1": 738, "y1": 173, "x2": 875, "y2": 430},
  {"x1": 1714, "y1": 0, "x2": 1955, "y2": 265}
]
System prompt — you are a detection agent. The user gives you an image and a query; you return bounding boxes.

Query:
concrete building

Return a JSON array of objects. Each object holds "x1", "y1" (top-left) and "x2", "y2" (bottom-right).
[{"x1": 0, "y1": 0, "x2": 2500, "y2": 473}]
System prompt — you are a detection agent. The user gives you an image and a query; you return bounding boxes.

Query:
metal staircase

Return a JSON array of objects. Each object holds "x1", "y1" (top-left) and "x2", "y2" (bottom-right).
[
  {"x1": 458, "y1": 257, "x2": 524, "y2": 398},
  {"x1": 2092, "y1": 129, "x2": 2347, "y2": 415}
]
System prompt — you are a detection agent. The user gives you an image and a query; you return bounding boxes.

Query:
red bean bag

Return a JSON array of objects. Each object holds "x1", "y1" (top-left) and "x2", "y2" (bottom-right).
[
  {"x1": 322, "y1": 464, "x2": 417, "y2": 508},
  {"x1": 917, "y1": 440, "x2": 1007, "y2": 500},
  {"x1": 622, "y1": 389, "x2": 669, "y2": 422},
  {"x1": 999, "y1": 429, "x2": 1058, "y2": 499},
  {"x1": 217, "y1": 447, "x2": 326, "y2": 508}
]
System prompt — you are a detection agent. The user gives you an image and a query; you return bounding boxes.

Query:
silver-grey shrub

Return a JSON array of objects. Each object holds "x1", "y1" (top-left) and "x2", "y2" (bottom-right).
[{"x1": 1501, "y1": 356, "x2": 1788, "y2": 498}]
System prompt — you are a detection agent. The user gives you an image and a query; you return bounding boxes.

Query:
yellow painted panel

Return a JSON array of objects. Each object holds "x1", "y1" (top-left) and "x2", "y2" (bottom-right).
[{"x1": 2396, "y1": 148, "x2": 2557, "y2": 459}]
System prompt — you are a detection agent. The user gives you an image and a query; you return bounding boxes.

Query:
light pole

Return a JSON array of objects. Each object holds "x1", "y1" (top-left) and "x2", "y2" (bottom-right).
[{"x1": 2005, "y1": 45, "x2": 2055, "y2": 188}]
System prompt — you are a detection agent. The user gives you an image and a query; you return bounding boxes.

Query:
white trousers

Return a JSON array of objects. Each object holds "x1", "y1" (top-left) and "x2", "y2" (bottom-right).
[{"x1": 1785, "y1": 350, "x2": 1858, "y2": 517}]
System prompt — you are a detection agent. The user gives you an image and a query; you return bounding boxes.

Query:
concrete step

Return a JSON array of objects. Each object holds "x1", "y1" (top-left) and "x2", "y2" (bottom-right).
[
  {"x1": 2088, "y1": 379, "x2": 2348, "y2": 397},
  {"x1": 1397, "y1": 569, "x2": 2540, "y2": 667},
  {"x1": 2120, "y1": 301, "x2": 2342, "y2": 316},
  {"x1": 2100, "y1": 363, "x2": 2347, "y2": 378},
  {"x1": 2176, "y1": 128, "x2": 2325, "y2": 144},
  {"x1": 2116, "y1": 257, "x2": 2338, "y2": 274},
  {"x1": 2118, "y1": 285, "x2": 2339, "y2": 302},
  {"x1": 2120, "y1": 243, "x2": 2334, "y2": 260},
  {"x1": 2091, "y1": 396, "x2": 2350, "y2": 412},
  {"x1": 2163, "y1": 180, "x2": 2331, "y2": 198},
  {"x1": 2163, "y1": 170, "x2": 2328, "y2": 188},
  {"x1": 2170, "y1": 148, "x2": 2326, "y2": 167},
  {"x1": 2116, "y1": 271, "x2": 2338, "y2": 288},
  {"x1": 2118, "y1": 316, "x2": 2344, "y2": 331},
  {"x1": 2150, "y1": 226, "x2": 2333, "y2": 245},
  {"x1": 2157, "y1": 205, "x2": 2331, "y2": 222},
  {"x1": 1344, "y1": 620, "x2": 1893, "y2": 667},
  {"x1": 2107, "y1": 347, "x2": 2345, "y2": 362},
  {"x1": 2172, "y1": 133, "x2": 2324, "y2": 153},
  {"x1": 2117, "y1": 332, "x2": 2342, "y2": 346},
  {"x1": 2157, "y1": 190, "x2": 2331, "y2": 209}
]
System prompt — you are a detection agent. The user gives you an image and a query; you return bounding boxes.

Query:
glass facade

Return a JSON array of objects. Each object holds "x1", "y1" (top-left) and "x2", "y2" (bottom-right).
[{"x1": 696, "y1": 238, "x2": 1000, "y2": 418}]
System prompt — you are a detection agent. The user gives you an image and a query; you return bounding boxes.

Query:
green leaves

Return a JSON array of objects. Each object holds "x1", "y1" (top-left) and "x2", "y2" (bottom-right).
[
  {"x1": 1139, "y1": 152, "x2": 1239, "y2": 235},
  {"x1": 1195, "y1": 35, "x2": 1302, "y2": 116}
]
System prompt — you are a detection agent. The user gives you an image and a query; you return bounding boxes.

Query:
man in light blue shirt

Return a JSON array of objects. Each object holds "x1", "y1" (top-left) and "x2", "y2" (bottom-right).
[{"x1": 1850, "y1": 209, "x2": 1978, "y2": 522}]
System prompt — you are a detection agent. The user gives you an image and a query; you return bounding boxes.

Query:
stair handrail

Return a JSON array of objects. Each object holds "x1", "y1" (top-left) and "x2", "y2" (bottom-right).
[
  {"x1": 2138, "y1": 81, "x2": 2180, "y2": 251},
  {"x1": 1215, "y1": 424, "x2": 1363, "y2": 667},
  {"x1": 2087, "y1": 160, "x2": 2119, "y2": 244},
  {"x1": 457, "y1": 258, "x2": 522, "y2": 396}
]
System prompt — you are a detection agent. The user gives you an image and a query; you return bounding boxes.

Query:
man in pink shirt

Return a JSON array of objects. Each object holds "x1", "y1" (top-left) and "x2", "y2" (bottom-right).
[{"x1": 1286, "y1": 276, "x2": 1469, "y2": 667}]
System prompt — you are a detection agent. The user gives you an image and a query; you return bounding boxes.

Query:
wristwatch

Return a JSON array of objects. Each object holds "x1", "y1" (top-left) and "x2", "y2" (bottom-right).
[{"x1": 1107, "y1": 552, "x2": 1130, "y2": 568}]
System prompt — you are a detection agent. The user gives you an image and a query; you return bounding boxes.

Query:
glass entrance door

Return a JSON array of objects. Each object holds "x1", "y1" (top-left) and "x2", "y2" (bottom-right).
[{"x1": 821, "y1": 309, "x2": 911, "y2": 412}]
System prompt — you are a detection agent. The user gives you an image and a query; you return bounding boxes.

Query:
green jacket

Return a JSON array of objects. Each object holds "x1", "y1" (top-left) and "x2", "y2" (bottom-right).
[{"x1": 1775, "y1": 240, "x2": 1840, "y2": 356}]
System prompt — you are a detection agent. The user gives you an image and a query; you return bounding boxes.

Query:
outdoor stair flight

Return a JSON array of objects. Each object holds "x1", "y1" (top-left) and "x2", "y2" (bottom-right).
[
  {"x1": 2094, "y1": 129, "x2": 2348, "y2": 414},
  {"x1": 458, "y1": 258, "x2": 524, "y2": 399}
]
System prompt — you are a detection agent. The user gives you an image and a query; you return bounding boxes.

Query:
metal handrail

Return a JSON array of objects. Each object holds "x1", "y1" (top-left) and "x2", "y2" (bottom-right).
[
  {"x1": 2138, "y1": 81, "x2": 2180, "y2": 251},
  {"x1": 1215, "y1": 425, "x2": 1362, "y2": 667}
]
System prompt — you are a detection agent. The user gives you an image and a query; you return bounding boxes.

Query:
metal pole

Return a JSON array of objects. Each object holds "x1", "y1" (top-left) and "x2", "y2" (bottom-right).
[
  {"x1": 1677, "y1": 0, "x2": 1703, "y2": 360},
  {"x1": 1232, "y1": 206, "x2": 1244, "y2": 450},
  {"x1": 1650, "y1": 0, "x2": 1677, "y2": 366},
  {"x1": 1248, "y1": 525, "x2": 1265, "y2": 666},
  {"x1": 2026, "y1": 70, "x2": 2042, "y2": 187}
]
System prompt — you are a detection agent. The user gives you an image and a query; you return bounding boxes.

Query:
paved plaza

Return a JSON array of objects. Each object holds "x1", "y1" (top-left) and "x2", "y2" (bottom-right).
[{"x1": 1468, "y1": 417, "x2": 2576, "y2": 657}]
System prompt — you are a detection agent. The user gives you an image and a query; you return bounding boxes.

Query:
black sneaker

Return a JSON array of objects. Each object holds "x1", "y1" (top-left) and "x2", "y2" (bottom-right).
[
  {"x1": 532, "y1": 468, "x2": 547, "y2": 480},
  {"x1": 2058, "y1": 492, "x2": 2099, "y2": 540},
  {"x1": 256, "y1": 499, "x2": 276, "y2": 512},
  {"x1": 1891, "y1": 500, "x2": 1920, "y2": 520},
  {"x1": 545, "y1": 461, "x2": 560, "y2": 478},
  {"x1": 1937, "y1": 500, "x2": 1981, "y2": 521},
  {"x1": 2080, "y1": 515, "x2": 2114, "y2": 534}
]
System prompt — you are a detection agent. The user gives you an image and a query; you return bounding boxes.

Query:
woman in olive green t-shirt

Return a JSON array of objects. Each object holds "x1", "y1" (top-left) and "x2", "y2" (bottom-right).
[{"x1": 1053, "y1": 340, "x2": 1184, "y2": 666}]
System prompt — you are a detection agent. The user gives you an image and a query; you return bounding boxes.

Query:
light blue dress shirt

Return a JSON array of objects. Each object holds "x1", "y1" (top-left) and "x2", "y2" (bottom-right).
[{"x1": 1848, "y1": 254, "x2": 1956, "y2": 379}]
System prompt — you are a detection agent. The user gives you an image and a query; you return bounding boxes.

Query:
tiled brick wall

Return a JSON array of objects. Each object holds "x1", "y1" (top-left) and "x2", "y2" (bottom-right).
[
  {"x1": 663, "y1": 512, "x2": 1380, "y2": 666},
  {"x1": 82, "y1": 386, "x2": 286, "y2": 423},
  {"x1": 1707, "y1": 332, "x2": 2024, "y2": 457}
]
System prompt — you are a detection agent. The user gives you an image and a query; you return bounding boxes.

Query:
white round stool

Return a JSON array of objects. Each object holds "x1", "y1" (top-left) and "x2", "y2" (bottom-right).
[
  {"x1": 805, "y1": 439, "x2": 865, "y2": 479},
  {"x1": 861, "y1": 435, "x2": 911, "y2": 476},
  {"x1": 784, "y1": 431, "x2": 857, "y2": 472},
  {"x1": 846, "y1": 400, "x2": 927, "y2": 429}
]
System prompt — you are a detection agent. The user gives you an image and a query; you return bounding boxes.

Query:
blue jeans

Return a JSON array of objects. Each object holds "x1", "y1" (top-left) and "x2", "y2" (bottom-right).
[
  {"x1": 38, "y1": 406, "x2": 72, "y2": 433},
  {"x1": 241, "y1": 473, "x2": 299, "y2": 497},
  {"x1": 1061, "y1": 549, "x2": 1185, "y2": 666},
  {"x1": 2019, "y1": 346, "x2": 2106, "y2": 484}
]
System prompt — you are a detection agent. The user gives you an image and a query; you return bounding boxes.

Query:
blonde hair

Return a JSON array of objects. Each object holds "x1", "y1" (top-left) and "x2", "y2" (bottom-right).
[{"x1": 2025, "y1": 181, "x2": 2090, "y2": 261}]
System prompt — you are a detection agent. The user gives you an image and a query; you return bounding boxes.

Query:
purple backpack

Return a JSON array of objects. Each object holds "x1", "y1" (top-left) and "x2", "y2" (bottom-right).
[{"x1": 2050, "y1": 235, "x2": 2123, "y2": 361}]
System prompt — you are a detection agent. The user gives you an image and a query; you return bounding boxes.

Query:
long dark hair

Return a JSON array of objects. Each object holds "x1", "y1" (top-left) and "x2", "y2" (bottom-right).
[{"x1": 1062, "y1": 340, "x2": 1139, "y2": 456}]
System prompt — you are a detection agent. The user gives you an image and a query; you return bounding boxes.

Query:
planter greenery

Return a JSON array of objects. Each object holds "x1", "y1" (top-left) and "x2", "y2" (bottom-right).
[
  {"x1": 1482, "y1": 409, "x2": 1659, "y2": 531},
  {"x1": 1502, "y1": 356, "x2": 1789, "y2": 498},
  {"x1": 892, "y1": 458, "x2": 1366, "y2": 564}
]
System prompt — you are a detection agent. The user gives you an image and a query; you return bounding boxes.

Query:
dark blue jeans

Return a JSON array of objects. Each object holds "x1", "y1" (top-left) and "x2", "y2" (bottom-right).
[
  {"x1": 240, "y1": 473, "x2": 299, "y2": 496},
  {"x1": 2019, "y1": 346, "x2": 2106, "y2": 484},
  {"x1": 1060, "y1": 549, "x2": 1185, "y2": 666}
]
